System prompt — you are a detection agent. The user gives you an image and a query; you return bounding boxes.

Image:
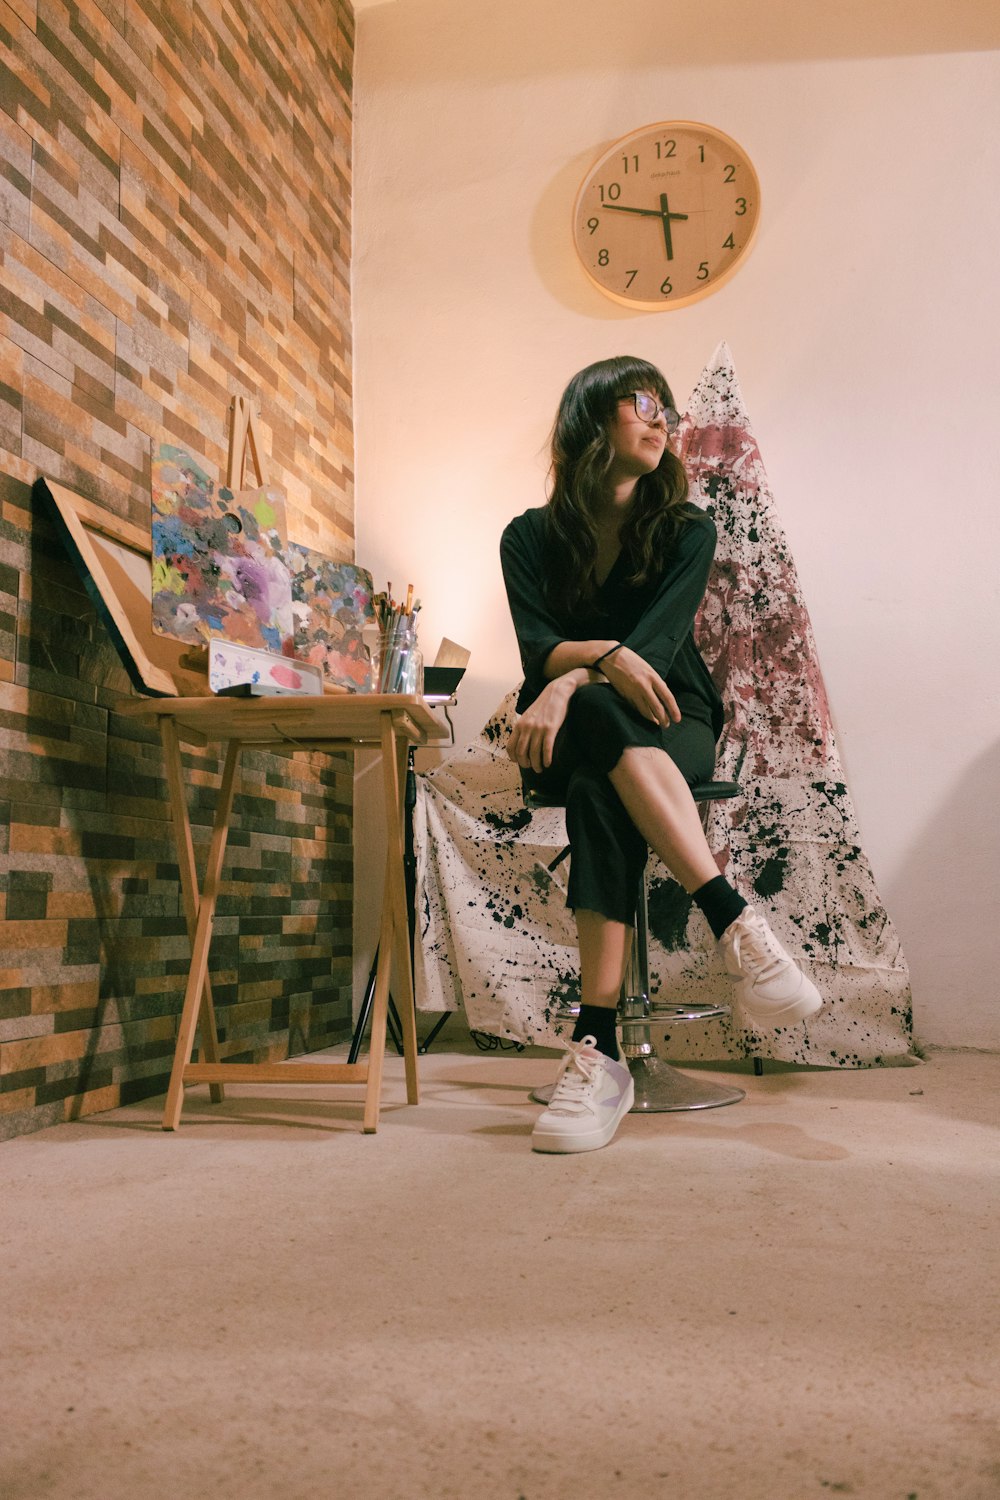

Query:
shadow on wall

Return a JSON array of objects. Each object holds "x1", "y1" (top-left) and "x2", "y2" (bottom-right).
[
  {"x1": 883, "y1": 738, "x2": 1000, "y2": 1052},
  {"x1": 358, "y1": 0, "x2": 1000, "y2": 82},
  {"x1": 529, "y1": 151, "x2": 649, "y2": 321}
]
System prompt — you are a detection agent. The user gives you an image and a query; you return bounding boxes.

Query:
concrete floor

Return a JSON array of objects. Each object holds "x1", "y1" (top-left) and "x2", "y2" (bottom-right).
[{"x1": 1, "y1": 1041, "x2": 998, "y2": 1500}]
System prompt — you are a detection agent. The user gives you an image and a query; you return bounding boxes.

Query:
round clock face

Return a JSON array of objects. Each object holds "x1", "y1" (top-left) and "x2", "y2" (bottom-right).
[{"x1": 572, "y1": 121, "x2": 761, "y2": 310}]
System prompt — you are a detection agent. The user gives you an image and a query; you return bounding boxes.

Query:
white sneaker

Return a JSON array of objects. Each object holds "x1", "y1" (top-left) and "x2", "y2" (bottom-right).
[
  {"x1": 719, "y1": 906, "x2": 823, "y2": 1025},
  {"x1": 531, "y1": 1037, "x2": 634, "y2": 1154}
]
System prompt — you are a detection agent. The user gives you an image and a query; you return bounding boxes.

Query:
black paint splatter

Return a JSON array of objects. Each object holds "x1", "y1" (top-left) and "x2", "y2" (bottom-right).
[
  {"x1": 482, "y1": 807, "x2": 532, "y2": 841},
  {"x1": 544, "y1": 970, "x2": 580, "y2": 1024},
  {"x1": 753, "y1": 853, "x2": 788, "y2": 898},
  {"x1": 647, "y1": 877, "x2": 694, "y2": 952}
]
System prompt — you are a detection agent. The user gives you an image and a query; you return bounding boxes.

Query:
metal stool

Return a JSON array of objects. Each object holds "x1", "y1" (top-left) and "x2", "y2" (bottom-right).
[{"x1": 528, "y1": 779, "x2": 746, "y2": 1112}]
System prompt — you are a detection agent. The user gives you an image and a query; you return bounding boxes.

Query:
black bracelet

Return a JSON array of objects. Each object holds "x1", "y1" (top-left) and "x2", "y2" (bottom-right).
[{"x1": 591, "y1": 643, "x2": 623, "y2": 674}]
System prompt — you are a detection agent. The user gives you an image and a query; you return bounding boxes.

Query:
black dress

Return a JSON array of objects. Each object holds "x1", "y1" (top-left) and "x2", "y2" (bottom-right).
[{"x1": 499, "y1": 503, "x2": 724, "y2": 925}]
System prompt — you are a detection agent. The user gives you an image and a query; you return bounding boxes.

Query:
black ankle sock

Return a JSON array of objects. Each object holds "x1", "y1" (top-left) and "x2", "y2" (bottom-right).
[
  {"x1": 692, "y1": 875, "x2": 748, "y2": 941},
  {"x1": 572, "y1": 1004, "x2": 619, "y2": 1060}
]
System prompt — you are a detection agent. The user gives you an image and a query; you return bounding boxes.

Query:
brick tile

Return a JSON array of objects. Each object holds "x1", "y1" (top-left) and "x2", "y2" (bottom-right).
[
  {"x1": 0, "y1": 1081, "x2": 36, "y2": 1117},
  {"x1": 2, "y1": 0, "x2": 355, "y2": 1136},
  {"x1": 0, "y1": 104, "x2": 32, "y2": 242}
]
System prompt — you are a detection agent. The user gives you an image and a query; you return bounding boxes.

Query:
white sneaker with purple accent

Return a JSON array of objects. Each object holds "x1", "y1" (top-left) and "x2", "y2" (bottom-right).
[
  {"x1": 531, "y1": 1036, "x2": 635, "y2": 1154},
  {"x1": 719, "y1": 905, "x2": 823, "y2": 1025}
]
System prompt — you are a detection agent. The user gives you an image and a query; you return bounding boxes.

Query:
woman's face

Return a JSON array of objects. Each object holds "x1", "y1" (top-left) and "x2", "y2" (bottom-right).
[{"x1": 607, "y1": 389, "x2": 669, "y2": 479}]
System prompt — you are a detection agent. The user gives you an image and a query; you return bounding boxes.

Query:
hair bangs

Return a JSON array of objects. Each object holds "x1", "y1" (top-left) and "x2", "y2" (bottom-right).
[{"x1": 603, "y1": 357, "x2": 673, "y2": 413}]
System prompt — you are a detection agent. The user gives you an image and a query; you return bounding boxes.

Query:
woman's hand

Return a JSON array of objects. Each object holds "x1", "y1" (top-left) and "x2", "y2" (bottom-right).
[
  {"x1": 506, "y1": 675, "x2": 578, "y2": 773},
  {"x1": 601, "y1": 646, "x2": 680, "y2": 727}
]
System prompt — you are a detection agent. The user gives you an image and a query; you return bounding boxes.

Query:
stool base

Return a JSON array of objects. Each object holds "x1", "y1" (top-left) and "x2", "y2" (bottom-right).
[
  {"x1": 531, "y1": 1055, "x2": 745, "y2": 1113},
  {"x1": 627, "y1": 1055, "x2": 745, "y2": 1111}
]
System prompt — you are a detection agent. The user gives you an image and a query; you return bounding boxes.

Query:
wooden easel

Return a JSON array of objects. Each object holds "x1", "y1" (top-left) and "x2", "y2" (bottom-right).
[{"x1": 226, "y1": 395, "x2": 267, "y2": 491}]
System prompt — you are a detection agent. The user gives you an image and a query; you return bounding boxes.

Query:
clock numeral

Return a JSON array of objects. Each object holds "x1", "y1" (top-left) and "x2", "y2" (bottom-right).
[
  {"x1": 597, "y1": 249, "x2": 610, "y2": 266},
  {"x1": 587, "y1": 217, "x2": 599, "y2": 235},
  {"x1": 598, "y1": 182, "x2": 621, "y2": 202},
  {"x1": 697, "y1": 262, "x2": 709, "y2": 281},
  {"x1": 625, "y1": 269, "x2": 638, "y2": 289},
  {"x1": 722, "y1": 233, "x2": 735, "y2": 249},
  {"x1": 735, "y1": 197, "x2": 747, "y2": 216},
  {"x1": 698, "y1": 144, "x2": 705, "y2": 162},
  {"x1": 660, "y1": 276, "x2": 673, "y2": 296},
  {"x1": 655, "y1": 139, "x2": 677, "y2": 159},
  {"x1": 723, "y1": 164, "x2": 736, "y2": 183},
  {"x1": 621, "y1": 153, "x2": 639, "y2": 173}
]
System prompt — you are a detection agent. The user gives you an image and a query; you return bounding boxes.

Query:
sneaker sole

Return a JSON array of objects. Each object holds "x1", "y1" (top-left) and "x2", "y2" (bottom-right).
[
  {"x1": 531, "y1": 1076, "x2": 635, "y2": 1154},
  {"x1": 739, "y1": 987, "x2": 823, "y2": 1026}
]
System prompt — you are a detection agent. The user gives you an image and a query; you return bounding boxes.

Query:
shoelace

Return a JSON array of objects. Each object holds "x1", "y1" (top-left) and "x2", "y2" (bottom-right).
[
  {"x1": 547, "y1": 1037, "x2": 602, "y2": 1112},
  {"x1": 732, "y1": 917, "x2": 787, "y2": 982}
]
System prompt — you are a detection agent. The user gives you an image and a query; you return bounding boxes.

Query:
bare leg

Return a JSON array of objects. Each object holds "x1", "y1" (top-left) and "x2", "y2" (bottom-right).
[
  {"x1": 576, "y1": 908, "x2": 631, "y2": 1010},
  {"x1": 609, "y1": 745, "x2": 719, "y2": 892}
]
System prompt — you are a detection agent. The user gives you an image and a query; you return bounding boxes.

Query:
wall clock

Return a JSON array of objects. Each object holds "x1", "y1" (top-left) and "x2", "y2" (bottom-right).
[{"x1": 572, "y1": 121, "x2": 761, "y2": 310}]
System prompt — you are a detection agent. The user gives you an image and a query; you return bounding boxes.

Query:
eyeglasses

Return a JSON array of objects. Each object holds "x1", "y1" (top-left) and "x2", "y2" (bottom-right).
[{"x1": 622, "y1": 391, "x2": 680, "y2": 432}]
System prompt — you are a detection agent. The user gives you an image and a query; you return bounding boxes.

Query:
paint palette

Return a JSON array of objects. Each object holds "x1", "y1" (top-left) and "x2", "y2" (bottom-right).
[
  {"x1": 151, "y1": 444, "x2": 294, "y2": 655},
  {"x1": 208, "y1": 637, "x2": 324, "y2": 696},
  {"x1": 286, "y1": 543, "x2": 376, "y2": 692}
]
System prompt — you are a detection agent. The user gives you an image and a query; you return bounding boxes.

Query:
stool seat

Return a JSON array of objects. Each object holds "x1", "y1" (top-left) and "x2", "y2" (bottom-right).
[{"x1": 525, "y1": 778, "x2": 741, "y2": 810}]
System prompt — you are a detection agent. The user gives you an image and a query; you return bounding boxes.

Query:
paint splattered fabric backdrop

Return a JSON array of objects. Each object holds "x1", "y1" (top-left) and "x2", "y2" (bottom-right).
[{"x1": 414, "y1": 344, "x2": 914, "y2": 1067}]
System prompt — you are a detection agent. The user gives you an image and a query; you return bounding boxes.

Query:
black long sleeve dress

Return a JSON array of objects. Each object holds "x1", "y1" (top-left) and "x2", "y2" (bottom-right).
[{"x1": 498, "y1": 502, "x2": 725, "y2": 924}]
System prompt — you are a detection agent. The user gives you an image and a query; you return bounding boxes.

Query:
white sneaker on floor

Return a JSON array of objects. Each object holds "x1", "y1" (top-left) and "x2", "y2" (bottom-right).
[
  {"x1": 531, "y1": 1037, "x2": 634, "y2": 1154},
  {"x1": 719, "y1": 906, "x2": 823, "y2": 1025}
]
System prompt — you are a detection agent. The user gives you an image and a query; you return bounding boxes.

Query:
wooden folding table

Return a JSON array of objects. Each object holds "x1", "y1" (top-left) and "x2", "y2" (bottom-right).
[{"x1": 118, "y1": 693, "x2": 450, "y2": 1133}]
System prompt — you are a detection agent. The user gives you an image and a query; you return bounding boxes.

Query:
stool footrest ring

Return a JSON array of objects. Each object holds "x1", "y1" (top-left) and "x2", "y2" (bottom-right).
[
  {"x1": 649, "y1": 1002, "x2": 730, "y2": 1022},
  {"x1": 548, "y1": 998, "x2": 731, "y2": 1024}
]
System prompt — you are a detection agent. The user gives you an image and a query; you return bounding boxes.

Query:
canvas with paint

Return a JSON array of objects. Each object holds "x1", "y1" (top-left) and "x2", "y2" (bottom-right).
[{"x1": 151, "y1": 445, "x2": 375, "y2": 690}]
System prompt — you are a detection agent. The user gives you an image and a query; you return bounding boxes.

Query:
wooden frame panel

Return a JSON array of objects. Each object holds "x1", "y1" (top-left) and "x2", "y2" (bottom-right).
[{"x1": 35, "y1": 476, "x2": 206, "y2": 697}]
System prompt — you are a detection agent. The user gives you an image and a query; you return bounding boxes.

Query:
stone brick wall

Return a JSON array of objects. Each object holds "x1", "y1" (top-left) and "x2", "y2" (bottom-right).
[{"x1": 0, "y1": 0, "x2": 357, "y2": 1138}]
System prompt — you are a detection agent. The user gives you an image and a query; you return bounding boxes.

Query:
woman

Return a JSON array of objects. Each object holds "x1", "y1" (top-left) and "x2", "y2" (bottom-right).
[{"x1": 500, "y1": 355, "x2": 821, "y2": 1155}]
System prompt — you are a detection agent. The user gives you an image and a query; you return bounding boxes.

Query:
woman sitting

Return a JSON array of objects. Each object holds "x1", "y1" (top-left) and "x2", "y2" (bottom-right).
[{"x1": 501, "y1": 355, "x2": 821, "y2": 1156}]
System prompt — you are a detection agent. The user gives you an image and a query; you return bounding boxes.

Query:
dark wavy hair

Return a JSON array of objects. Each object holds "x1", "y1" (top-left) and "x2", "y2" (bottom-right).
[{"x1": 544, "y1": 354, "x2": 691, "y2": 618}]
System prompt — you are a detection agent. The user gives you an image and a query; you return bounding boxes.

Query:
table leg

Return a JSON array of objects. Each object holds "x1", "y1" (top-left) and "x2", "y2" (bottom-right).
[
  {"x1": 361, "y1": 715, "x2": 420, "y2": 1132},
  {"x1": 389, "y1": 727, "x2": 420, "y2": 1105},
  {"x1": 162, "y1": 737, "x2": 241, "y2": 1130},
  {"x1": 362, "y1": 847, "x2": 395, "y2": 1135},
  {"x1": 161, "y1": 719, "x2": 226, "y2": 1103}
]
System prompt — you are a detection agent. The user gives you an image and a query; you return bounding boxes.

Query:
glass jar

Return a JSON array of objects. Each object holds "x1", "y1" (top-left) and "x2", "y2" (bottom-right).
[{"x1": 376, "y1": 624, "x2": 423, "y2": 695}]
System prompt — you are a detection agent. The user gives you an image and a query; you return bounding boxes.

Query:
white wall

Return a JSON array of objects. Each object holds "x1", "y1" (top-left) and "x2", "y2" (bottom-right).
[{"x1": 352, "y1": 0, "x2": 1000, "y2": 1051}]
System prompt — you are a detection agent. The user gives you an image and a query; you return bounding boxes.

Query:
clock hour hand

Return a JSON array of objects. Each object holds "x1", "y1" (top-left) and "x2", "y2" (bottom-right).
[{"x1": 658, "y1": 192, "x2": 687, "y2": 263}]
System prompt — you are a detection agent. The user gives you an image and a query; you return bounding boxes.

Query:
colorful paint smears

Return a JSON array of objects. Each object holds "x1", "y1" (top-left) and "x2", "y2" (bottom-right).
[
  {"x1": 286, "y1": 544, "x2": 375, "y2": 691},
  {"x1": 151, "y1": 444, "x2": 293, "y2": 654},
  {"x1": 208, "y1": 637, "x2": 324, "y2": 696},
  {"x1": 414, "y1": 343, "x2": 914, "y2": 1068}
]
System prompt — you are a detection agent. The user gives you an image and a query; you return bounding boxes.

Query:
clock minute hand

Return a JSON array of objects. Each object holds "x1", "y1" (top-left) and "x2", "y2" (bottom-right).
[{"x1": 602, "y1": 203, "x2": 664, "y2": 218}]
